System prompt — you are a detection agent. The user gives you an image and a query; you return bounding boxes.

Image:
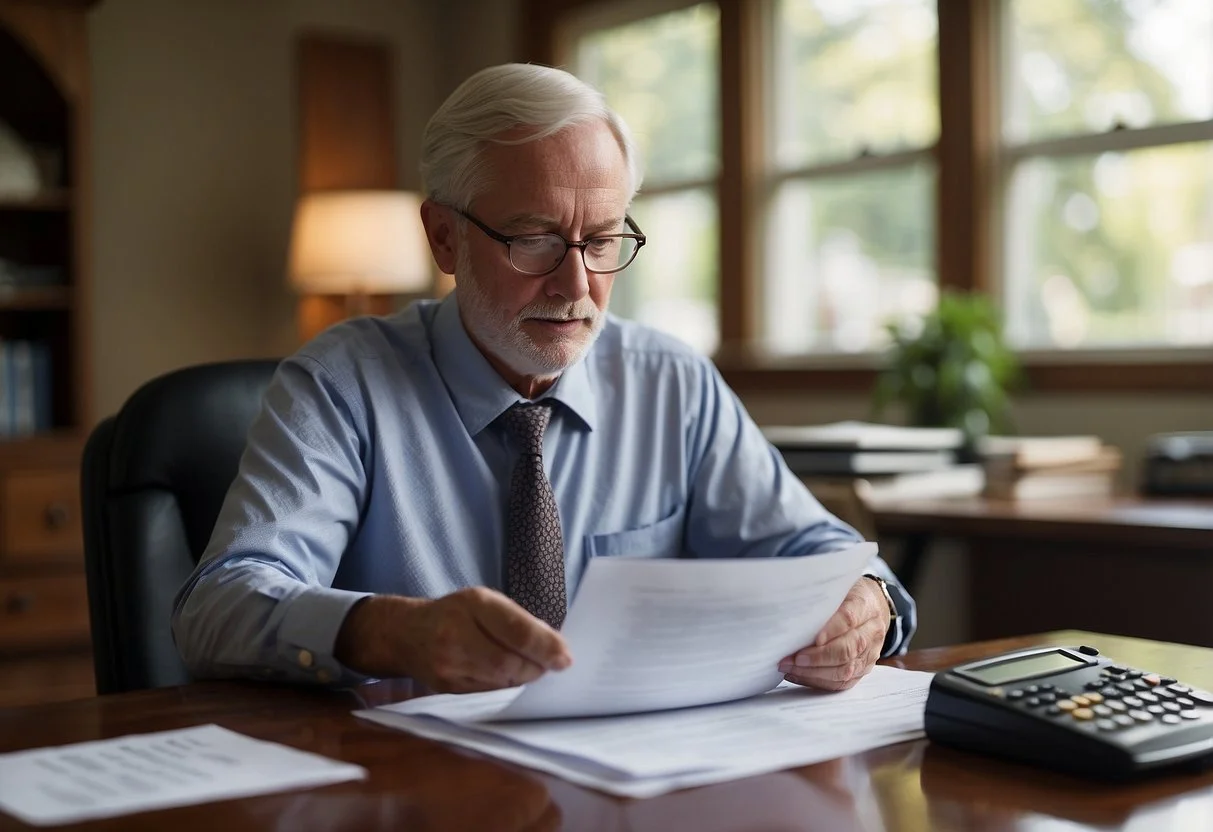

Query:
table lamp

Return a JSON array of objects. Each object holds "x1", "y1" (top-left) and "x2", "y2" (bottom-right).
[{"x1": 288, "y1": 189, "x2": 432, "y2": 339}]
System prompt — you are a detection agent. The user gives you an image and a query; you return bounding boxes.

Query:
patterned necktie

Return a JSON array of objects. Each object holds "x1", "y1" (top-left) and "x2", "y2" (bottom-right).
[{"x1": 501, "y1": 402, "x2": 567, "y2": 629}]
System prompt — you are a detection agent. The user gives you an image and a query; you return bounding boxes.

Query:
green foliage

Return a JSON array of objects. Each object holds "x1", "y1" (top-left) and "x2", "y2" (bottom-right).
[{"x1": 873, "y1": 292, "x2": 1022, "y2": 442}]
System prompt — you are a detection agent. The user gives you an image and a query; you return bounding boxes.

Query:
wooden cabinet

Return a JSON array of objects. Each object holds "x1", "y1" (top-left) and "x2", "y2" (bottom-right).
[{"x1": 0, "y1": 0, "x2": 96, "y2": 707}]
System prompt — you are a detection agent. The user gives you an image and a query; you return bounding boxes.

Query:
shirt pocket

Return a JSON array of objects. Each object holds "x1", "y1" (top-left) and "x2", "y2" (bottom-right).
[{"x1": 585, "y1": 504, "x2": 687, "y2": 559}]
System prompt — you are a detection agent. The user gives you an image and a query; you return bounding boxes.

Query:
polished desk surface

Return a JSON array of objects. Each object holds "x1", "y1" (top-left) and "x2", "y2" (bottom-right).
[
  {"x1": 870, "y1": 494, "x2": 1213, "y2": 547},
  {"x1": 3, "y1": 631, "x2": 1213, "y2": 831}
]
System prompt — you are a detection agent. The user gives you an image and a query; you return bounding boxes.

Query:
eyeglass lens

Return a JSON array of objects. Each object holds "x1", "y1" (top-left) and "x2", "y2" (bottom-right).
[{"x1": 511, "y1": 234, "x2": 640, "y2": 275}]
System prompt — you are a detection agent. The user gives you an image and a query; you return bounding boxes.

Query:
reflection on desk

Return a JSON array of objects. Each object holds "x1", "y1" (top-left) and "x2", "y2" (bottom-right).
[{"x1": 1, "y1": 630, "x2": 1212, "y2": 831}]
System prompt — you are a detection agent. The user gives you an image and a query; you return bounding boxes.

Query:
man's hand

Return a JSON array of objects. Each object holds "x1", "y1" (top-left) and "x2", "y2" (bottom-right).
[
  {"x1": 335, "y1": 588, "x2": 572, "y2": 693},
  {"x1": 777, "y1": 577, "x2": 889, "y2": 691}
]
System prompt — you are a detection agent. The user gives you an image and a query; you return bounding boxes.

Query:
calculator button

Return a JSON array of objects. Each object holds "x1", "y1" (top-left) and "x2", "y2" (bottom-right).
[
  {"x1": 1167, "y1": 684, "x2": 1192, "y2": 694},
  {"x1": 1128, "y1": 710, "x2": 1154, "y2": 722},
  {"x1": 1025, "y1": 685, "x2": 1040, "y2": 694},
  {"x1": 1025, "y1": 696, "x2": 1042, "y2": 707},
  {"x1": 1058, "y1": 700, "x2": 1078, "y2": 712},
  {"x1": 1155, "y1": 689, "x2": 1177, "y2": 701},
  {"x1": 1138, "y1": 692, "x2": 1159, "y2": 704},
  {"x1": 1177, "y1": 698, "x2": 1195, "y2": 708},
  {"x1": 1162, "y1": 714, "x2": 1182, "y2": 725},
  {"x1": 1039, "y1": 693, "x2": 1057, "y2": 704},
  {"x1": 1108, "y1": 665, "x2": 1127, "y2": 674},
  {"x1": 1160, "y1": 677, "x2": 1177, "y2": 685},
  {"x1": 1187, "y1": 690, "x2": 1213, "y2": 707},
  {"x1": 1085, "y1": 680, "x2": 1105, "y2": 690},
  {"x1": 1147, "y1": 705, "x2": 1166, "y2": 715},
  {"x1": 1008, "y1": 690, "x2": 1026, "y2": 700},
  {"x1": 1093, "y1": 705, "x2": 1113, "y2": 717},
  {"x1": 1126, "y1": 671, "x2": 1143, "y2": 679},
  {"x1": 1085, "y1": 693, "x2": 1104, "y2": 704},
  {"x1": 1117, "y1": 682, "x2": 1138, "y2": 694},
  {"x1": 1163, "y1": 702, "x2": 1183, "y2": 713},
  {"x1": 1132, "y1": 680, "x2": 1151, "y2": 691},
  {"x1": 1142, "y1": 674, "x2": 1162, "y2": 686},
  {"x1": 1114, "y1": 715, "x2": 1136, "y2": 727},
  {"x1": 1123, "y1": 696, "x2": 1144, "y2": 709},
  {"x1": 1095, "y1": 719, "x2": 1117, "y2": 731},
  {"x1": 1072, "y1": 708, "x2": 1095, "y2": 720},
  {"x1": 1180, "y1": 710, "x2": 1201, "y2": 720},
  {"x1": 1106, "y1": 700, "x2": 1128, "y2": 713},
  {"x1": 1072, "y1": 695, "x2": 1091, "y2": 707},
  {"x1": 1100, "y1": 687, "x2": 1121, "y2": 699},
  {"x1": 1038, "y1": 684, "x2": 1054, "y2": 692},
  {"x1": 1046, "y1": 706, "x2": 1063, "y2": 716}
]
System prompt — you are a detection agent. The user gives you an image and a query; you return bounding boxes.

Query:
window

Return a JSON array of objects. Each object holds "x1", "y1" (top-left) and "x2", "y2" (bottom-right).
[
  {"x1": 1001, "y1": 0, "x2": 1213, "y2": 349},
  {"x1": 763, "y1": 0, "x2": 939, "y2": 355},
  {"x1": 570, "y1": 2, "x2": 721, "y2": 353}
]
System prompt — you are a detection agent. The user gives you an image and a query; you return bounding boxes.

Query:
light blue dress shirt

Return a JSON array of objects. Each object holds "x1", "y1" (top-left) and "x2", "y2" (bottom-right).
[{"x1": 172, "y1": 296, "x2": 916, "y2": 685}]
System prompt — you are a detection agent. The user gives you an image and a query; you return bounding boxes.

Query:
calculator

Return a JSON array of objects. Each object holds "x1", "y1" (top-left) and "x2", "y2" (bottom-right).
[{"x1": 925, "y1": 644, "x2": 1213, "y2": 778}]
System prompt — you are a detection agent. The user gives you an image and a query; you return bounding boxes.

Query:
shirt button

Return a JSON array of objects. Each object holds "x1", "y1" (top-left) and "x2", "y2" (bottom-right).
[
  {"x1": 316, "y1": 669, "x2": 333, "y2": 684},
  {"x1": 297, "y1": 649, "x2": 314, "y2": 668}
]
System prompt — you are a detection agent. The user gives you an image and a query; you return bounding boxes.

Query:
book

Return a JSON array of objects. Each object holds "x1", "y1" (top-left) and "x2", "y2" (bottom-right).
[
  {"x1": 761, "y1": 421, "x2": 964, "y2": 451},
  {"x1": 978, "y1": 434, "x2": 1106, "y2": 469},
  {"x1": 779, "y1": 448, "x2": 956, "y2": 476},
  {"x1": 983, "y1": 470, "x2": 1116, "y2": 501}
]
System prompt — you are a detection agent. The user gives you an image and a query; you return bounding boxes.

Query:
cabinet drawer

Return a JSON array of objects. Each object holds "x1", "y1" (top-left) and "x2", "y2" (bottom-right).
[
  {"x1": 0, "y1": 574, "x2": 91, "y2": 653},
  {"x1": 1, "y1": 469, "x2": 83, "y2": 564}
]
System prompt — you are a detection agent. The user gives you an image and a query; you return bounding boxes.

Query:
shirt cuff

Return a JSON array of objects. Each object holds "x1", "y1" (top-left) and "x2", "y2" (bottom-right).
[{"x1": 277, "y1": 586, "x2": 373, "y2": 686}]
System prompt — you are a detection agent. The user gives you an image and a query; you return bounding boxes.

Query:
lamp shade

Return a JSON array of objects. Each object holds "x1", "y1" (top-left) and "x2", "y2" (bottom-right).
[{"x1": 288, "y1": 190, "x2": 432, "y2": 294}]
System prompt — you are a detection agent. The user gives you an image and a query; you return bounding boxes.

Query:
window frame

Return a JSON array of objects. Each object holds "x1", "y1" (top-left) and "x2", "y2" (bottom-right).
[{"x1": 521, "y1": 0, "x2": 1213, "y2": 393}]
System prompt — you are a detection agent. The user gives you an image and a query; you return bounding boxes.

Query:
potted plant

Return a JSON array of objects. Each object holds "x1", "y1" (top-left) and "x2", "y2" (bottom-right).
[{"x1": 872, "y1": 290, "x2": 1022, "y2": 451}]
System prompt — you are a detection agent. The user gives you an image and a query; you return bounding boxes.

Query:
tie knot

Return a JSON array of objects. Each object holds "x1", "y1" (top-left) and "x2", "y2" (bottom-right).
[{"x1": 502, "y1": 403, "x2": 553, "y2": 455}]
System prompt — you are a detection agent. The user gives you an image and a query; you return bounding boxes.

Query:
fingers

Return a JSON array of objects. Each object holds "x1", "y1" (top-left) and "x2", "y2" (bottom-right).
[
  {"x1": 470, "y1": 590, "x2": 572, "y2": 671},
  {"x1": 779, "y1": 604, "x2": 887, "y2": 692}
]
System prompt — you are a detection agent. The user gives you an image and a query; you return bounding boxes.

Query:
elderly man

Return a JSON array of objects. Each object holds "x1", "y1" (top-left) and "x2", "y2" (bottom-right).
[{"x1": 172, "y1": 63, "x2": 916, "y2": 695}]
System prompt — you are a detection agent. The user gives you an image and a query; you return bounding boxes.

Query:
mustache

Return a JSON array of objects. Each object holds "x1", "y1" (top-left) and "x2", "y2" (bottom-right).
[{"x1": 520, "y1": 301, "x2": 599, "y2": 321}]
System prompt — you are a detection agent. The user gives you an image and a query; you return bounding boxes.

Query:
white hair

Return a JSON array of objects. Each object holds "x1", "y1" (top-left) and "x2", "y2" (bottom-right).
[{"x1": 420, "y1": 63, "x2": 643, "y2": 209}]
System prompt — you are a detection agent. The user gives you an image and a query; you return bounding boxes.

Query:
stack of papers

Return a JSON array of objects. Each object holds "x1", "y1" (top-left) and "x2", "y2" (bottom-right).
[{"x1": 355, "y1": 543, "x2": 932, "y2": 797}]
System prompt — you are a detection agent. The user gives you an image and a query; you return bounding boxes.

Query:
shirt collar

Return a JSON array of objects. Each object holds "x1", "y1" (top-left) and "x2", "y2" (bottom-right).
[{"x1": 430, "y1": 294, "x2": 598, "y2": 436}]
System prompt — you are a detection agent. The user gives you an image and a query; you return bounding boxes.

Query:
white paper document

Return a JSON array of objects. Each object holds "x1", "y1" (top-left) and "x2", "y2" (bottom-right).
[
  {"x1": 357, "y1": 666, "x2": 933, "y2": 798},
  {"x1": 0, "y1": 724, "x2": 367, "y2": 827},
  {"x1": 501, "y1": 541, "x2": 879, "y2": 720}
]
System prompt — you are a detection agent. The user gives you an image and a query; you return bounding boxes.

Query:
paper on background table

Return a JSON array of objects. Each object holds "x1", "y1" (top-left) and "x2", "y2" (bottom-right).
[
  {"x1": 0, "y1": 724, "x2": 367, "y2": 827},
  {"x1": 499, "y1": 541, "x2": 878, "y2": 719},
  {"x1": 356, "y1": 665, "x2": 933, "y2": 799}
]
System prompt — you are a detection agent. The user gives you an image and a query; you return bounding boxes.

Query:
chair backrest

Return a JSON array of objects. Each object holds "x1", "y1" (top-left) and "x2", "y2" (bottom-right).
[{"x1": 81, "y1": 359, "x2": 279, "y2": 694}]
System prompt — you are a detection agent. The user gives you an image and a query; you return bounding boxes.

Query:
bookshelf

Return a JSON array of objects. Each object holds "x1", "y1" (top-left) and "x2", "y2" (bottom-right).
[{"x1": 0, "y1": 0, "x2": 95, "y2": 707}]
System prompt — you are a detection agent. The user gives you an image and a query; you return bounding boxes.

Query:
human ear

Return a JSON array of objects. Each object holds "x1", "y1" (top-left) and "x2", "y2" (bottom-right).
[{"x1": 420, "y1": 200, "x2": 458, "y2": 275}]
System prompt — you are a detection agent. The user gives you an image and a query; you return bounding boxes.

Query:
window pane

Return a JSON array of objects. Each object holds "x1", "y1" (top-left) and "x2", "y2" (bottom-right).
[
  {"x1": 773, "y1": 0, "x2": 939, "y2": 169},
  {"x1": 613, "y1": 189, "x2": 719, "y2": 354},
  {"x1": 575, "y1": 3, "x2": 719, "y2": 184},
  {"x1": 1005, "y1": 0, "x2": 1213, "y2": 142},
  {"x1": 1004, "y1": 142, "x2": 1213, "y2": 348},
  {"x1": 762, "y1": 164, "x2": 937, "y2": 354}
]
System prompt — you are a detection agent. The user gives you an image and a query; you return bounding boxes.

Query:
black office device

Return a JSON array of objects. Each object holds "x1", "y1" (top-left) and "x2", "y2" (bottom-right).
[{"x1": 925, "y1": 645, "x2": 1213, "y2": 779}]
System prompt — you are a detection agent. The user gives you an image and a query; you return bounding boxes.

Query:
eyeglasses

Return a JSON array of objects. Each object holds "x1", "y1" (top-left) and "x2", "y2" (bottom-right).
[{"x1": 454, "y1": 209, "x2": 646, "y2": 276}]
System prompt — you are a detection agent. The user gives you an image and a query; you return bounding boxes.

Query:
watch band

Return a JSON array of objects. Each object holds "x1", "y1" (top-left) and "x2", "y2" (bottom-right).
[{"x1": 864, "y1": 574, "x2": 900, "y2": 655}]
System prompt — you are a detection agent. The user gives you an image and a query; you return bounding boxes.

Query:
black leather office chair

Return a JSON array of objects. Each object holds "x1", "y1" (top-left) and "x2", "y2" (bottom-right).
[{"x1": 81, "y1": 359, "x2": 279, "y2": 694}]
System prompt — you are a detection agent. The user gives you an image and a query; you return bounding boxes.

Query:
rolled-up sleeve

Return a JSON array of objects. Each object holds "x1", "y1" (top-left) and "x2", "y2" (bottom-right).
[
  {"x1": 684, "y1": 360, "x2": 917, "y2": 656},
  {"x1": 171, "y1": 355, "x2": 373, "y2": 685}
]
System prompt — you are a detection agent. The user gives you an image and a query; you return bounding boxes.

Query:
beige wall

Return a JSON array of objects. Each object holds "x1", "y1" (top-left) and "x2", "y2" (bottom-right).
[{"x1": 88, "y1": 0, "x2": 443, "y2": 418}]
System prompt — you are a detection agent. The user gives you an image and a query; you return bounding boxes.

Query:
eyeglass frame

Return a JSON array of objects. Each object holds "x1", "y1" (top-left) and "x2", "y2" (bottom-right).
[{"x1": 452, "y1": 207, "x2": 646, "y2": 276}]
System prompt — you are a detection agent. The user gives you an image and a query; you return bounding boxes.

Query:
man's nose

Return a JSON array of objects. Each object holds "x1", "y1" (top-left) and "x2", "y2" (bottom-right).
[{"x1": 544, "y1": 246, "x2": 591, "y2": 302}]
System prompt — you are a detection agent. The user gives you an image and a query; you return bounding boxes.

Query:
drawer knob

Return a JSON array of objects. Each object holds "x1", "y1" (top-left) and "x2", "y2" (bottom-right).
[
  {"x1": 5, "y1": 593, "x2": 33, "y2": 614},
  {"x1": 44, "y1": 503, "x2": 70, "y2": 530}
]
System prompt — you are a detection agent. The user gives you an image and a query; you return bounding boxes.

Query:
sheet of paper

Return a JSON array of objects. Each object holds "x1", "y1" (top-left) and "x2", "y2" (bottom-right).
[
  {"x1": 500, "y1": 541, "x2": 878, "y2": 719},
  {"x1": 0, "y1": 724, "x2": 367, "y2": 827},
  {"x1": 356, "y1": 665, "x2": 932, "y2": 798}
]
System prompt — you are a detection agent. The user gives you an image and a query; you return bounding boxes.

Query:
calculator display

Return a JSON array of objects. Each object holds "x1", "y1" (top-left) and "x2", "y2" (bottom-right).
[{"x1": 964, "y1": 650, "x2": 1088, "y2": 685}]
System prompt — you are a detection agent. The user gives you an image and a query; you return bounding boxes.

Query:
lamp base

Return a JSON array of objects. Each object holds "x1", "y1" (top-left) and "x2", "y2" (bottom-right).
[{"x1": 297, "y1": 293, "x2": 399, "y2": 343}]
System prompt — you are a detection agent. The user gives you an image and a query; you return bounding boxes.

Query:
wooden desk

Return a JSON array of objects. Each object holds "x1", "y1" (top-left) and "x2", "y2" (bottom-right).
[
  {"x1": 2, "y1": 630, "x2": 1212, "y2": 831},
  {"x1": 870, "y1": 496, "x2": 1213, "y2": 645}
]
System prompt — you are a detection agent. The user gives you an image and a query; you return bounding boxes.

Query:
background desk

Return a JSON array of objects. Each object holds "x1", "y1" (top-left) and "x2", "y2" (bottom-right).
[
  {"x1": 870, "y1": 496, "x2": 1213, "y2": 646},
  {"x1": 2, "y1": 630, "x2": 1212, "y2": 831}
]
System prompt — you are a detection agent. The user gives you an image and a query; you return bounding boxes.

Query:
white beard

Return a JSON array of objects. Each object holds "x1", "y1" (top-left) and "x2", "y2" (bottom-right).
[{"x1": 454, "y1": 241, "x2": 606, "y2": 379}]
